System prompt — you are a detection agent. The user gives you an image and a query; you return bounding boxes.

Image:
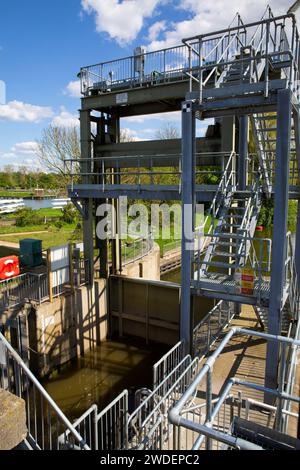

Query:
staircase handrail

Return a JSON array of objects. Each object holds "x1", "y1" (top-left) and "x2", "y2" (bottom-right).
[
  {"x1": 197, "y1": 151, "x2": 236, "y2": 243},
  {"x1": 286, "y1": 232, "x2": 300, "y2": 320}
]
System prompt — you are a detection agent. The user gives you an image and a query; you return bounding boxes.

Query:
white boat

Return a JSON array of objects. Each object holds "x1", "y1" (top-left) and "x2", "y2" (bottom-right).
[
  {"x1": 50, "y1": 198, "x2": 70, "y2": 209},
  {"x1": 0, "y1": 199, "x2": 25, "y2": 214}
]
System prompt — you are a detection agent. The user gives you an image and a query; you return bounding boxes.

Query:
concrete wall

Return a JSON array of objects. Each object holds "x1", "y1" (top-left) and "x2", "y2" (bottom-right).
[
  {"x1": 25, "y1": 279, "x2": 108, "y2": 377},
  {"x1": 121, "y1": 243, "x2": 160, "y2": 281}
]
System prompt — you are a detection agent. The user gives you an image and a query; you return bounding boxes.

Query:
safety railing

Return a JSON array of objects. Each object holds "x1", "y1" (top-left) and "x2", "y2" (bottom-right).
[
  {"x1": 127, "y1": 355, "x2": 198, "y2": 450},
  {"x1": 122, "y1": 238, "x2": 154, "y2": 267},
  {"x1": 59, "y1": 389, "x2": 128, "y2": 450},
  {"x1": 183, "y1": 10, "x2": 300, "y2": 101},
  {"x1": 65, "y1": 152, "x2": 229, "y2": 190},
  {"x1": 80, "y1": 43, "x2": 192, "y2": 96},
  {"x1": 0, "y1": 260, "x2": 91, "y2": 313},
  {"x1": 183, "y1": 12, "x2": 247, "y2": 99},
  {"x1": 247, "y1": 152, "x2": 299, "y2": 192},
  {"x1": 0, "y1": 331, "x2": 89, "y2": 450},
  {"x1": 196, "y1": 150, "x2": 236, "y2": 252},
  {"x1": 192, "y1": 301, "x2": 235, "y2": 358},
  {"x1": 281, "y1": 317, "x2": 300, "y2": 434},
  {"x1": 193, "y1": 232, "x2": 272, "y2": 301},
  {"x1": 0, "y1": 272, "x2": 49, "y2": 311},
  {"x1": 285, "y1": 232, "x2": 300, "y2": 320},
  {"x1": 152, "y1": 340, "x2": 185, "y2": 389},
  {"x1": 73, "y1": 257, "x2": 90, "y2": 287},
  {"x1": 169, "y1": 327, "x2": 300, "y2": 450}
]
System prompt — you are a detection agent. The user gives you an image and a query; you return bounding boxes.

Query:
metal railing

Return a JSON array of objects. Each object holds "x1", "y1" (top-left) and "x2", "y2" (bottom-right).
[
  {"x1": 59, "y1": 389, "x2": 128, "y2": 450},
  {"x1": 80, "y1": 44, "x2": 192, "y2": 96},
  {"x1": 65, "y1": 152, "x2": 229, "y2": 190},
  {"x1": 169, "y1": 327, "x2": 300, "y2": 450},
  {"x1": 126, "y1": 355, "x2": 198, "y2": 450},
  {"x1": 0, "y1": 331, "x2": 89, "y2": 450},
  {"x1": 183, "y1": 10, "x2": 300, "y2": 101},
  {"x1": 193, "y1": 232, "x2": 272, "y2": 301},
  {"x1": 73, "y1": 258, "x2": 90, "y2": 287},
  {"x1": 285, "y1": 232, "x2": 300, "y2": 320},
  {"x1": 0, "y1": 272, "x2": 49, "y2": 311},
  {"x1": 152, "y1": 340, "x2": 185, "y2": 389},
  {"x1": 0, "y1": 259, "x2": 90, "y2": 314},
  {"x1": 192, "y1": 301, "x2": 235, "y2": 358},
  {"x1": 122, "y1": 238, "x2": 154, "y2": 267},
  {"x1": 196, "y1": 150, "x2": 236, "y2": 252}
]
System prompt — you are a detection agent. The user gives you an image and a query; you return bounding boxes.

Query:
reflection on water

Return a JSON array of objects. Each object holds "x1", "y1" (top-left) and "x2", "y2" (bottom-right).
[{"x1": 43, "y1": 337, "x2": 169, "y2": 421}]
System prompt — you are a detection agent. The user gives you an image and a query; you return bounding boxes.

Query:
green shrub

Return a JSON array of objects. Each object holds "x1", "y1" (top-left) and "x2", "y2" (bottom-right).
[
  {"x1": 61, "y1": 203, "x2": 78, "y2": 224},
  {"x1": 15, "y1": 208, "x2": 44, "y2": 227}
]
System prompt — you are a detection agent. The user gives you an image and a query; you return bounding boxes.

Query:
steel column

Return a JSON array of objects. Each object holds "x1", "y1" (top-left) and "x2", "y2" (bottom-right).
[
  {"x1": 80, "y1": 110, "x2": 94, "y2": 285},
  {"x1": 265, "y1": 89, "x2": 292, "y2": 393},
  {"x1": 180, "y1": 101, "x2": 195, "y2": 354},
  {"x1": 238, "y1": 115, "x2": 248, "y2": 190},
  {"x1": 296, "y1": 202, "x2": 300, "y2": 291},
  {"x1": 293, "y1": 108, "x2": 300, "y2": 291}
]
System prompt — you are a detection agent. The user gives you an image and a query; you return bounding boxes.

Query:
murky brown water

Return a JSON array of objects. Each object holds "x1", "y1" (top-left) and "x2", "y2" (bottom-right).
[{"x1": 42, "y1": 337, "x2": 169, "y2": 421}]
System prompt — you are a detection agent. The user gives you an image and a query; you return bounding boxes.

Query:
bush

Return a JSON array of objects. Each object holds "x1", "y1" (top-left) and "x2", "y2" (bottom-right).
[
  {"x1": 54, "y1": 220, "x2": 63, "y2": 229},
  {"x1": 61, "y1": 203, "x2": 78, "y2": 224},
  {"x1": 15, "y1": 208, "x2": 44, "y2": 227}
]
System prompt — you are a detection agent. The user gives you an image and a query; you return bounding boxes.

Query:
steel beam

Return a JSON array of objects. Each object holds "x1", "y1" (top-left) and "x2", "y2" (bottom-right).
[
  {"x1": 80, "y1": 110, "x2": 94, "y2": 285},
  {"x1": 293, "y1": 108, "x2": 300, "y2": 291},
  {"x1": 265, "y1": 89, "x2": 292, "y2": 394},
  {"x1": 180, "y1": 101, "x2": 195, "y2": 354},
  {"x1": 238, "y1": 116, "x2": 248, "y2": 191},
  {"x1": 68, "y1": 185, "x2": 218, "y2": 202}
]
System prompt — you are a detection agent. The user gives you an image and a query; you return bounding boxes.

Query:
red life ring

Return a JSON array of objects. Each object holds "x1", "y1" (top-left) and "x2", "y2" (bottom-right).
[{"x1": 0, "y1": 256, "x2": 20, "y2": 280}]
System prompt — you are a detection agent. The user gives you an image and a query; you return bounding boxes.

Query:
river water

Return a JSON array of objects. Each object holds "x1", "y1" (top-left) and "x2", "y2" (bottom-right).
[
  {"x1": 42, "y1": 336, "x2": 169, "y2": 421},
  {"x1": 24, "y1": 198, "x2": 69, "y2": 210}
]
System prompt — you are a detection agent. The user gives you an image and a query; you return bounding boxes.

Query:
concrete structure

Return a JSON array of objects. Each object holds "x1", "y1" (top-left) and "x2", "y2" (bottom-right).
[
  {"x1": 7, "y1": 281, "x2": 108, "y2": 377},
  {"x1": 0, "y1": 389, "x2": 27, "y2": 450}
]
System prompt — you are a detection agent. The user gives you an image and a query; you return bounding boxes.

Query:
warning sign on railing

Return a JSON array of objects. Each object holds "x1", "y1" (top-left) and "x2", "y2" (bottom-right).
[{"x1": 235, "y1": 268, "x2": 254, "y2": 295}]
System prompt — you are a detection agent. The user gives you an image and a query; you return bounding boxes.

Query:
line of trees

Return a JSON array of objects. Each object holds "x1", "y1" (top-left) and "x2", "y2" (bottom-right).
[{"x1": 0, "y1": 167, "x2": 66, "y2": 191}]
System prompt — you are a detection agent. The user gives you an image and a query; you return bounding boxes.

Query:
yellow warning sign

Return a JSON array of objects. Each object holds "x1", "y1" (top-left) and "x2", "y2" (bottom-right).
[{"x1": 235, "y1": 268, "x2": 254, "y2": 295}]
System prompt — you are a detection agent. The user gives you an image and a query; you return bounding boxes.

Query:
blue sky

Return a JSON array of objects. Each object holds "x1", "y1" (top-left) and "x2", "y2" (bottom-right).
[{"x1": 0, "y1": 0, "x2": 297, "y2": 170}]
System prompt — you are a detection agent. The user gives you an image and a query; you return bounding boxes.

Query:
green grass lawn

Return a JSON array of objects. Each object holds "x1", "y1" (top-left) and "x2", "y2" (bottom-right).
[
  {"x1": 2, "y1": 230, "x2": 82, "y2": 250},
  {"x1": 0, "y1": 191, "x2": 33, "y2": 198},
  {"x1": 2, "y1": 207, "x2": 63, "y2": 220}
]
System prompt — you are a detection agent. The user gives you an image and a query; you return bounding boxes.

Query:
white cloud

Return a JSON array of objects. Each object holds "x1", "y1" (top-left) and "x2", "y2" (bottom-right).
[
  {"x1": 0, "y1": 143, "x2": 42, "y2": 171},
  {"x1": 11, "y1": 141, "x2": 39, "y2": 155},
  {"x1": 51, "y1": 107, "x2": 79, "y2": 128},
  {"x1": 65, "y1": 80, "x2": 81, "y2": 98},
  {"x1": 0, "y1": 100, "x2": 53, "y2": 123},
  {"x1": 147, "y1": 20, "x2": 166, "y2": 42},
  {"x1": 147, "y1": 0, "x2": 297, "y2": 50},
  {"x1": 122, "y1": 127, "x2": 143, "y2": 141},
  {"x1": 81, "y1": 0, "x2": 162, "y2": 45}
]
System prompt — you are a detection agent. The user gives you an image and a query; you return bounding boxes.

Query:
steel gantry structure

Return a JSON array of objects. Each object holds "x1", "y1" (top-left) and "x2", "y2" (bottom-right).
[{"x1": 69, "y1": 6, "x2": 300, "y2": 394}]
